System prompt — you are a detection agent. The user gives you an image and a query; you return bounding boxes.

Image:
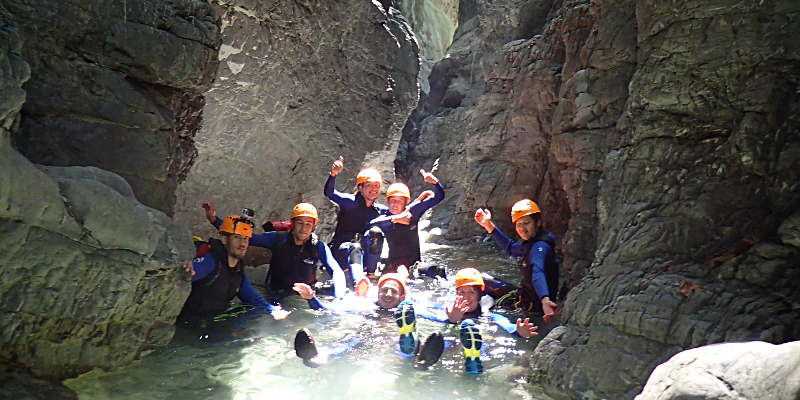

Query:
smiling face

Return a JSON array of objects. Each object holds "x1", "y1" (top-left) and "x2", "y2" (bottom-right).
[
  {"x1": 387, "y1": 196, "x2": 408, "y2": 215},
  {"x1": 377, "y1": 280, "x2": 404, "y2": 309},
  {"x1": 455, "y1": 285, "x2": 481, "y2": 314},
  {"x1": 359, "y1": 182, "x2": 381, "y2": 203},
  {"x1": 291, "y1": 216, "x2": 317, "y2": 244},
  {"x1": 514, "y1": 214, "x2": 538, "y2": 241},
  {"x1": 221, "y1": 233, "x2": 250, "y2": 261}
]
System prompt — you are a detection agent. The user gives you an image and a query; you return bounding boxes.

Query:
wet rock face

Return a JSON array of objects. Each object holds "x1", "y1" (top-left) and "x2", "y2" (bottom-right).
[
  {"x1": 400, "y1": 0, "x2": 800, "y2": 398},
  {"x1": 635, "y1": 341, "x2": 800, "y2": 400},
  {"x1": 4, "y1": 0, "x2": 220, "y2": 214},
  {"x1": 174, "y1": 0, "x2": 420, "y2": 238},
  {"x1": 1, "y1": 16, "x2": 195, "y2": 391}
]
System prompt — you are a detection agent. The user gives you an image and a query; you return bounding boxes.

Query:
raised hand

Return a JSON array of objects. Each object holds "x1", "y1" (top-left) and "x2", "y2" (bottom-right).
[
  {"x1": 419, "y1": 169, "x2": 439, "y2": 185},
  {"x1": 201, "y1": 201, "x2": 217, "y2": 225},
  {"x1": 330, "y1": 156, "x2": 344, "y2": 177},
  {"x1": 473, "y1": 208, "x2": 495, "y2": 233},
  {"x1": 515, "y1": 317, "x2": 539, "y2": 338},
  {"x1": 446, "y1": 295, "x2": 471, "y2": 323}
]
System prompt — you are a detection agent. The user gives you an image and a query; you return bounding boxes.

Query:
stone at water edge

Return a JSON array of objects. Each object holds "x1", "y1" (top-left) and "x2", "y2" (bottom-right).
[{"x1": 635, "y1": 341, "x2": 800, "y2": 400}]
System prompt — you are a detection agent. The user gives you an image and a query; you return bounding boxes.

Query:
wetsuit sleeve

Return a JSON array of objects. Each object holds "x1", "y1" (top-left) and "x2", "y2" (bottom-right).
[
  {"x1": 491, "y1": 227, "x2": 526, "y2": 257},
  {"x1": 191, "y1": 255, "x2": 216, "y2": 281},
  {"x1": 409, "y1": 182, "x2": 445, "y2": 220},
  {"x1": 489, "y1": 312, "x2": 519, "y2": 335},
  {"x1": 416, "y1": 308, "x2": 450, "y2": 324},
  {"x1": 528, "y1": 240, "x2": 552, "y2": 299},
  {"x1": 324, "y1": 175, "x2": 357, "y2": 209},
  {"x1": 320, "y1": 242, "x2": 346, "y2": 298},
  {"x1": 237, "y1": 275, "x2": 275, "y2": 313},
  {"x1": 212, "y1": 216, "x2": 222, "y2": 229},
  {"x1": 368, "y1": 215, "x2": 394, "y2": 226},
  {"x1": 307, "y1": 296, "x2": 327, "y2": 311},
  {"x1": 248, "y1": 231, "x2": 280, "y2": 249}
]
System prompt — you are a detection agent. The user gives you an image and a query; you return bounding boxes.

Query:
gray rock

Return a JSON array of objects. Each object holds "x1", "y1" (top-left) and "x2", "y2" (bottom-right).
[
  {"x1": 4, "y1": 0, "x2": 221, "y2": 214},
  {"x1": 0, "y1": 15, "x2": 195, "y2": 382},
  {"x1": 399, "y1": 0, "x2": 800, "y2": 398},
  {"x1": 635, "y1": 341, "x2": 800, "y2": 400},
  {"x1": 779, "y1": 211, "x2": 800, "y2": 249},
  {"x1": 173, "y1": 0, "x2": 420, "y2": 239}
]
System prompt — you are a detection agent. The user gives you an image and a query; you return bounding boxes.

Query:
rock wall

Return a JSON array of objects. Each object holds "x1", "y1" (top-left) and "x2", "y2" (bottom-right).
[
  {"x1": 397, "y1": 0, "x2": 459, "y2": 94},
  {"x1": 0, "y1": 3, "x2": 209, "y2": 394},
  {"x1": 173, "y1": 0, "x2": 419, "y2": 238},
  {"x1": 399, "y1": 0, "x2": 800, "y2": 398},
  {"x1": 2, "y1": 0, "x2": 220, "y2": 214}
]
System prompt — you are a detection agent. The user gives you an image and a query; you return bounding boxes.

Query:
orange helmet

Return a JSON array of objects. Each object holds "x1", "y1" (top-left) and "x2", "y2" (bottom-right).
[
  {"x1": 511, "y1": 199, "x2": 541, "y2": 223},
  {"x1": 454, "y1": 268, "x2": 485, "y2": 291},
  {"x1": 291, "y1": 203, "x2": 318, "y2": 222},
  {"x1": 356, "y1": 168, "x2": 382, "y2": 185},
  {"x1": 378, "y1": 273, "x2": 407, "y2": 300},
  {"x1": 219, "y1": 215, "x2": 254, "y2": 238},
  {"x1": 386, "y1": 182, "x2": 411, "y2": 199}
]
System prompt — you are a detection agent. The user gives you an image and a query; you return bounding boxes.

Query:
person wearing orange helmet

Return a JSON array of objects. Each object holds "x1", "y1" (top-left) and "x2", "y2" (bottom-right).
[
  {"x1": 474, "y1": 199, "x2": 560, "y2": 321},
  {"x1": 179, "y1": 214, "x2": 290, "y2": 322},
  {"x1": 366, "y1": 169, "x2": 445, "y2": 274},
  {"x1": 324, "y1": 156, "x2": 389, "y2": 277},
  {"x1": 204, "y1": 202, "x2": 347, "y2": 301},
  {"x1": 392, "y1": 267, "x2": 538, "y2": 374}
]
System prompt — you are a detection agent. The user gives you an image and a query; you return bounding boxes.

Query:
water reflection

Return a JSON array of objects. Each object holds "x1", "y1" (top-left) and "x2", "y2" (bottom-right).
[{"x1": 65, "y1": 241, "x2": 553, "y2": 400}]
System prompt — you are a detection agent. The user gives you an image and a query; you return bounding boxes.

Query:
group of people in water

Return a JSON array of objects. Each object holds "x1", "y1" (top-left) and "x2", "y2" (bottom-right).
[{"x1": 178, "y1": 157, "x2": 561, "y2": 374}]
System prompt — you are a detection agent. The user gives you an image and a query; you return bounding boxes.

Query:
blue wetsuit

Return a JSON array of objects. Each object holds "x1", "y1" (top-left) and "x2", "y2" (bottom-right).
[
  {"x1": 212, "y1": 218, "x2": 346, "y2": 299},
  {"x1": 179, "y1": 239, "x2": 275, "y2": 319},
  {"x1": 491, "y1": 227, "x2": 559, "y2": 311},
  {"x1": 324, "y1": 175, "x2": 388, "y2": 273},
  {"x1": 368, "y1": 182, "x2": 445, "y2": 271}
]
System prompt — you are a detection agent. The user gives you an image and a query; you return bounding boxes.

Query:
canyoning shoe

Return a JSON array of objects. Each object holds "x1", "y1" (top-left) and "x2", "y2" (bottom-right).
[
  {"x1": 460, "y1": 320, "x2": 483, "y2": 375},
  {"x1": 413, "y1": 332, "x2": 445, "y2": 370},
  {"x1": 394, "y1": 302, "x2": 417, "y2": 354},
  {"x1": 294, "y1": 329, "x2": 320, "y2": 367}
]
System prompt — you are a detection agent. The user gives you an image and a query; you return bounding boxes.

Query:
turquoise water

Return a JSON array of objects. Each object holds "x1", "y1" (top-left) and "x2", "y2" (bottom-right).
[{"x1": 65, "y1": 241, "x2": 552, "y2": 400}]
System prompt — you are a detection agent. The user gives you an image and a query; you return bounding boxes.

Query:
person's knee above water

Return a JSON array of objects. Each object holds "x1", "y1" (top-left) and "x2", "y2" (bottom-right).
[
  {"x1": 324, "y1": 156, "x2": 388, "y2": 274},
  {"x1": 204, "y1": 201, "x2": 347, "y2": 299},
  {"x1": 180, "y1": 214, "x2": 289, "y2": 321},
  {"x1": 474, "y1": 199, "x2": 560, "y2": 322},
  {"x1": 367, "y1": 169, "x2": 445, "y2": 273}
]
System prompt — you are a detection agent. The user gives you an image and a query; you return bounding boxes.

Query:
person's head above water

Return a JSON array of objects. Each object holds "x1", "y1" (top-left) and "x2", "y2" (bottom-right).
[
  {"x1": 218, "y1": 215, "x2": 254, "y2": 261},
  {"x1": 290, "y1": 203, "x2": 318, "y2": 245},
  {"x1": 386, "y1": 182, "x2": 411, "y2": 215},
  {"x1": 356, "y1": 168, "x2": 382, "y2": 203},
  {"x1": 376, "y1": 266, "x2": 409, "y2": 309},
  {"x1": 454, "y1": 267, "x2": 485, "y2": 314},
  {"x1": 511, "y1": 199, "x2": 542, "y2": 241}
]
